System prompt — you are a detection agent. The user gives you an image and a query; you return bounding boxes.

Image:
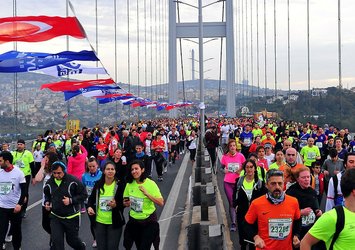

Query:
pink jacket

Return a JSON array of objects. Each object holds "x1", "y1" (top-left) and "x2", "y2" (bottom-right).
[{"x1": 67, "y1": 145, "x2": 87, "y2": 180}]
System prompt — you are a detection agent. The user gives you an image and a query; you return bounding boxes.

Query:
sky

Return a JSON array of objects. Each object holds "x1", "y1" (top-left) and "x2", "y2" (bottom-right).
[{"x1": 1, "y1": 0, "x2": 355, "y2": 93}]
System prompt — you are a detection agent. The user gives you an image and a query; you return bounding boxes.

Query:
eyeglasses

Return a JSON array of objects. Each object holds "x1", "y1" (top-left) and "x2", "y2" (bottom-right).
[
  {"x1": 52, "y1": 172, "x2": 63, "y2": 175},
  {"x1": 286, "y1": 154, "x2": 296, "y2": 156}
]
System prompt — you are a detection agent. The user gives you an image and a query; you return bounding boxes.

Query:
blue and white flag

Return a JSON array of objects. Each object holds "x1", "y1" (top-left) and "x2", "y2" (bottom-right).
[
  {"x1": 33, "y1": 62, "x2": 107, "y2": 77},
  {"x1": 0, "y1": 50, "x2": 98, "y2": 73},
  {"x1": 98, "y1": 96, "x2": 134, "y2": 104},
  {"x1": 64, "y1": 85, "x2": 122, "y2": 101}
]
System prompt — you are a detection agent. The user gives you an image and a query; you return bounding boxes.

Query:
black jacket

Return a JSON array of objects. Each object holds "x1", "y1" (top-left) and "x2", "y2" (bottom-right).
[
  {"x1": 87, "y1": 180, "x2": 126, "y2": 228},
  {"x1": 44, "y1": 173, "x2": 87, "y2": 217},
  {"x1": 233, "y1": 177, "x2": 267, "y2": 220}
]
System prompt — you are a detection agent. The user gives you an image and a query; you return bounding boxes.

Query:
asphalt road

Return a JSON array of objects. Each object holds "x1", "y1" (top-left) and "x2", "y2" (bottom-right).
[{"x1": 3, "y1": 153, "x2": 193, "y2": 250}]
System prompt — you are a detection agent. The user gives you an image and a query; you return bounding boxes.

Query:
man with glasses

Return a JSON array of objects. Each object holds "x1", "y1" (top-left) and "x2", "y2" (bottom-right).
[
  {"x1": 244, "y1": 169, "x2": 301, "y2": 249},
  {"x1": 44, "y1": 161, "x2": 87, "y2": 250}
]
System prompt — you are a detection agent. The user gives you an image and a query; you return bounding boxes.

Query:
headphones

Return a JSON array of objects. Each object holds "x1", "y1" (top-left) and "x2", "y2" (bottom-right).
[{"x1": 51, "y1": 161, "x2": 67, "y2": 172}]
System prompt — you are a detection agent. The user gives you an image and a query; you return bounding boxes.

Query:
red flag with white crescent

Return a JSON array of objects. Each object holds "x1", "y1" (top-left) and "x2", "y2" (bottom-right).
[
  {"x1": 0, "y1": 16, "x2": 86, "y2": 44},
  {"x1": 41, "y1": 78, "x2": 115, "y2": 92}
]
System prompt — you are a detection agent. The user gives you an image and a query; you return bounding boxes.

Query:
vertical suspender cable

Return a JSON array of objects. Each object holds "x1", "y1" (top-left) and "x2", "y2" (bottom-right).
[
  {"x1": 66, "y1": 0, "x2": 70, "y2": 122},
  {"x1": 144, "y1": 0, "x2": 148, "y2": 99},
  {"x1": 127, "y1": 0, "x2": 131, "y2": 94},
  {"x1": 238, "y1": 0, "x2": 242, "y2": 97},
  {"x1": 137, "y1": 0, "x2": 140, "y2": 98},
  {"x1": 114, "y1": 0, "x2": 119, "y2": 117},
  {"x1": 338, "y1": 0, "x2": 342, "y2": 125},
  {"x1": 176, "y1": 2, "x2": 187, "y2": 116},
  {"x1": 150, "y1": 0, "x2": 153, "y2": 100},
  {"x1": 307, "y1": 0, "x2": 310, "y2": 92},
  {"x1": 241, "y1": 0, "x2": 245, "y2": 99},
  {"x1": 250, "y1": 0, "x2": 254, "y2": 98},
  {"x1": 217, "y1": 0, "x2": 225, "y2": 117},
  {"x1": 235, "y1": 0, "x2": 239, "y2": 95},
  {"x1": 159, "y1": 0, "x2": 163, "y2": 96},
  {"x1": 95, "y1": 0, "x2": 99, "y2": 121},
  {"x1": 13, "y1": 0, "x2": 18, "y2": 136},
  {"x1": 264, "y1": 0, "x2": 267, "y2": 96},
  {"x1": 155, "y1": 0, "x2": 158, "y2": 99},
  {"x1": 287, "y1": 0, "x2": 291, "y2": 95},
  {"x1": 245, "y1": 0, "x2": 249, "y2": 97},
  {"x1": 274, "y1": 0, "x2": 277, "y2": 97},
  {"x1": 256, "y1": 0, "x2": 260, "y2": 96}
]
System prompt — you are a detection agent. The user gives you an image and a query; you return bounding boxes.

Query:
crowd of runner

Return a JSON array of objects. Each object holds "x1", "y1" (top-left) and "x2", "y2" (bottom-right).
[{"x1": 0, "y1": 117, "x2": 355, "y2": 249}]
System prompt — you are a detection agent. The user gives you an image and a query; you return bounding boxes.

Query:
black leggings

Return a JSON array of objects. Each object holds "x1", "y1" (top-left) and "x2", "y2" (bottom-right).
[
  {"x1": 42, "y1": 206, "x2": 51, "y2": 235},
  {"x1": 207, "y1": 147, "x2": 217, "y2": 166},
  {"x1": 123, "y1": 214, "x2": 160, "y2": 250},
  {"x1": 0, "y1": 207, "x2": 22, "y2": 250}
]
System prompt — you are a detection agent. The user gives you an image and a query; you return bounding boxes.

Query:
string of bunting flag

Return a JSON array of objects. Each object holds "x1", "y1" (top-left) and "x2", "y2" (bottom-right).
[{"x1": 0, "y1": 13, "x2": 193, "y2": 112}]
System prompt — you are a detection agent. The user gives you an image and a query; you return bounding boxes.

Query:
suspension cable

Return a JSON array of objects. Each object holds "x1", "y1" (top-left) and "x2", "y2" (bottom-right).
[
  {"x1": 95, "y1": 0, "x2": 99, "y2": 121},
  {"x1": 307, "y1": 0, "x2": 310, "y2": 92},
  {"x1": 137, "y1": 0, "x2": 140, "y2": 98},
  {"x1": 177, "y1": 1, "x2": 187, "y2": 116},
  {"x1": 250, "y1": 0, "x2": 254, "y2": 98},
  {"x1": 150, "y1": 0, "x2": 153, "y2": 100},
  {"x1": 246, "y1": 0, "x2": 249, "y2": 97},
  {"x1": 241, "y1": 0, "x2": 245, "y2": 99},
  {"x1": 264, "y1": 0, "x2": 267, "y2": 96},
  {"x1": 127, "y1": 0, "x2": 131, "y2": 94},
  {"x1": 114, "y1": 0, "x2": 118, "y2": 117},
  {"x1": 338, "y1": 0, "x2": 342, "y2": 125},
  {"x1": 217, "y1": 0, "x2": 225, "y2": 117},
  {"x1": 287, "y1": 0, "x2": 291, "y2": 95},
  {"x1": 13, "y1": 0, "x2": 18, "y2": 136},
  {"x1": 274, "y1": 0, "x2": 277, "y2": 97},
  {"x1": 256, "y1": 0, "x2": 260, "y2": 96},
  {"x1": 154, "y1": 0, "x2": 158, "y2": 99},
  {"x1": 144, "y1": 0, "x2": 148, "y2": 98}
]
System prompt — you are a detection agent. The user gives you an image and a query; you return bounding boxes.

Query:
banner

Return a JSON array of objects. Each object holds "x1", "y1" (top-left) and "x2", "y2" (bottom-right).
[
  {"x1": 33, "y1": 62, "x2": 106, "y2": 77},
  {"x1": 63, "y1": 85, "x2": 123, "y2": 100},
  {"x1": 41, "y1": 78, "x2": 114, "y2": 92},
  {"x1": 0, "y1": 16, "x2": 86, "y2": 44},
  {"x1": 0, "y1": 50, "x2": 98, "y2": 73}
]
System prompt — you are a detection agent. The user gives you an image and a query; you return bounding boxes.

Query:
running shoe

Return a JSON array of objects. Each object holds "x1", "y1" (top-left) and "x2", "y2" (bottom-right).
[
  {"x1": 92, "y1": 240, "x2": 97, "y2": 248},
  {"x1": 2, "y1": 243, "x2": 5, "y2": 250},
  {"x1": 230, "y1": 223, "x2": 237, "y2": 232},
  {"x1": 158, "y1": 176, "x2": 163, "y2": 182}
]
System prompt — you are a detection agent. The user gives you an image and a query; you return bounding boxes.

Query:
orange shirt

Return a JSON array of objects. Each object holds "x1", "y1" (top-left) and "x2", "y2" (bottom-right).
[{"x1": 245, "y1": 195, "x2": 300, "y2": 250}]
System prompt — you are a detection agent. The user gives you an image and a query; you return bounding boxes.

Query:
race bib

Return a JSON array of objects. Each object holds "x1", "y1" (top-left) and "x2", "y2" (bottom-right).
[
  {"x1": 98, "y1": 151, "x2": 105, "y2": 157},
  {"x1": 99, "y1": 196, "x2": 113, "y2": 211},
  {"x1": 268, "y1": 218, "x2": 292, "y2": 240},
  {"x1": 0, "y1": 182, "x2": 12, "y2": 195},
  {"x1": 300, "y1": 140, "x2": 307, "y2": 147},
  {"x1": 15, "y1": 159, "x2": 25, "y2": 168},
  {"x1": 227, "y1": 163, "x2": 240, "y2": 173},
  {"x1": 307, "y1": 152, "x2": 316, "y2": 160},
  {"x1": 244, "y1": 138, "x2": 251, "y2": 146},
  {"x1": 86, "y1": 186, "x2": 93, "y2": 196},
  {"x1": 302, "y1": 210, "x2": 316, "y2": 226},
  {"x1": 130, "y1": 196, "x2": 144, "y2": 213},
  {"x1": 170, "y1": 140, "x2": 176, "y2": 144},
  {"x1": 315, "y1": 142, "x2": 323, "y2": 148}
]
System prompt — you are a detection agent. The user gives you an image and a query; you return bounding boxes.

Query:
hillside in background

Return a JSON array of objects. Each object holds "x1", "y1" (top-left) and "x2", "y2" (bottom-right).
[{"x1": 0, "y1": 72, "x2": 354, "y2": 139}]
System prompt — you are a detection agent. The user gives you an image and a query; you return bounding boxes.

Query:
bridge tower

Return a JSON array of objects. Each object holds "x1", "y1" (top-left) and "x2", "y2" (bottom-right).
[{"x1": 168, "y1": 0, "x2": 236, "y2": 117}]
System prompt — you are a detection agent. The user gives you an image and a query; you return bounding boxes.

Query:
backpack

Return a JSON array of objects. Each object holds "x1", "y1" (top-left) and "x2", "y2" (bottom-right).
[{"x1": 329, "y1": 205, "x2": 345, "y2": 250}]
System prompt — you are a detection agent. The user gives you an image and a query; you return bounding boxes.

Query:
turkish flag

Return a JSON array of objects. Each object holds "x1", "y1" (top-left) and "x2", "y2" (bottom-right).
[
  {"x1": 41, "y1": 78, "x2": 115, "y2": 92},
  {"x1": 0, "y1": 16, "x2": 86, "y2": 44}
]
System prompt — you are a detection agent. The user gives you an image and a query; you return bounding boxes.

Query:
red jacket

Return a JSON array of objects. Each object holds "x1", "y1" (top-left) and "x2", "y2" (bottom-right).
[{"x1": 312, "y1": 172, "x2": 325, "y2": 196}]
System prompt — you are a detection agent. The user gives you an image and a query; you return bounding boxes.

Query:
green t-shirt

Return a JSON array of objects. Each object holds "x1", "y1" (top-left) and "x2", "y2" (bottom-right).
[
  {"x1": 252, "y1": 128, "x2": 263, "y2": 137},
  {"x1": 96, "y1": 182, "x2": 115, "y2": 224},
  {"x1": 300, "y1": 146, "x2": 320, "y2": 167},
  {"x1": 123, "y1": 178, "x2": 162, "y2": 220},
  {"x1": 309, "y1": 207, "x2": 355, "y2": 250},
  {"x1": 12, "y1": 150, "x2": 34, "y2": 176}
]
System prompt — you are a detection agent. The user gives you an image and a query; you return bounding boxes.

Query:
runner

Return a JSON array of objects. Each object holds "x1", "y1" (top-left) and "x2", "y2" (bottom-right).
[
  {"x1": 123, "y1": 160, "x2": 164, "y2": 249},
  {"x1": 301, "y1": 168, "x2": 355, "y2": 249},
  {"x1": 244, "y1": 169, "x2": 301, "y2": 249},
  {"x1": 87, "y1": 161, "x2": 125, "y2": 250},
  {"x1": 220, "y1": 139, "x2": 246, "y2": 231},
  {"x1": 0, "y1": 151, "x2": 26, "y2": 250},
  {"x1": 43, "y1": 161, "x2": 87, "y2": 250},
  {"x1": 11, "y1": 139, "x2": 34, "y2": 218},
  {"x1": 82, "y1": 156, "x2": 102, "y2": 248},
  {"x1": 233, "y1": 159, "x2": 267, "y2": 250}
]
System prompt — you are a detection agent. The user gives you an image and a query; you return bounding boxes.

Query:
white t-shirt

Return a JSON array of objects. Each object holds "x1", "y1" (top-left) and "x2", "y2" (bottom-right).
[
  {"x1": 33, "y1": 150, "x2": 44, "y2": 163},
  {"x1": 265, "y1": 153, "x2": 275, "y2": 167},
  {"x1": 0, "y1": 167, "x2": 26, "y2": 209},
  {"x1": 221, "y1": 125, "x2": 231, "y2": 138}
]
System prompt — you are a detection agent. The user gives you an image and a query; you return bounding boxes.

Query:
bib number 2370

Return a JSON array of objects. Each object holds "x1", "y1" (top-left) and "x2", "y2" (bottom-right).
[{"x1": 268, "y1": 218, "x2": 292, "y2": 240}]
